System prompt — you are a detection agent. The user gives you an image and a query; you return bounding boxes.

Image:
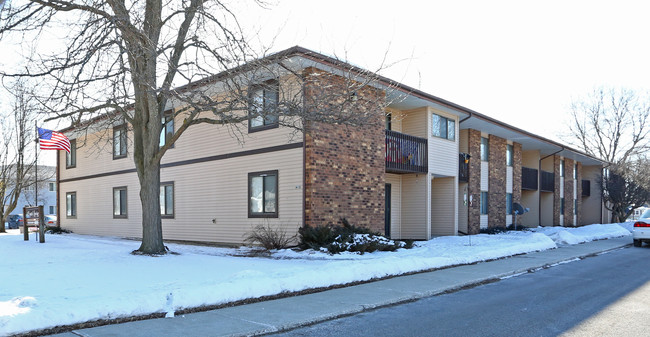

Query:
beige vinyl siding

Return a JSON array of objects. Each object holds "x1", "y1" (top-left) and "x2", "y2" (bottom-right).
[
  {"x1": 401, "y1": 107, "x2": 428, "y2": 138},
  {"x1": 458, "y1": 183, "x2": 468, "y2": 233},
  {"x1": 459, "y1": 129, "x2": 469, "y2": 154},
  {"x1": 386, "y1": 108, "x2": 403, "y2": 133},
  {"x1": 428, "y1": 108, "x2": 458, "y2": 177},
  {"x1": 386, "y1": 174, "x2": 402, "y2": 239},
  {"x1": 431, "y1": 177, "x2": 456, "y2": 236},
  {"x1": 60, "y1": 147, "x2": 304, "y2": 244},
  {"x1": 521, "y1": 150, "x2": 540, "y2": 227},
  {"x1": 400, "y1": 173, "x2": 429, "y2": 239},
  {"x1": 581, "y1": 165, "x2": 604, "y2": 225}
]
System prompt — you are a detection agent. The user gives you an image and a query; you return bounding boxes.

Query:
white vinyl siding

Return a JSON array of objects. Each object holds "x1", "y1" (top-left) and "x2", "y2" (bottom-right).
[
  {"x1": 506, "y1": 166, "x2": 513, "y2": 193},
  {"x1": 481, "y1": 162, "x2": 489, "y2": 191}
]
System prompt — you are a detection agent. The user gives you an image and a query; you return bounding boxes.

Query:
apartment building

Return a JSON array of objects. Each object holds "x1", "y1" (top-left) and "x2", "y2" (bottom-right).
[{"x1": 56, "y1": 46, "x2": 609, "y2": 244}]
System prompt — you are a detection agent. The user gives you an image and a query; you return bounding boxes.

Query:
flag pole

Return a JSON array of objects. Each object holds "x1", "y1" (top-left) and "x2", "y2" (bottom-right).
[{"x1": 35, "y1": 122, "x2": 38, "y2": 207}]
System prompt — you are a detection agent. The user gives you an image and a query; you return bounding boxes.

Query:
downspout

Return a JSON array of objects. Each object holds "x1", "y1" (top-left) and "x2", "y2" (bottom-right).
[
  {"x1": 538, "y1": 147, "x2": 564, "y2": 226},
  {"x1": 459, "y1": 112, "x2": 472, "y2": 235}
]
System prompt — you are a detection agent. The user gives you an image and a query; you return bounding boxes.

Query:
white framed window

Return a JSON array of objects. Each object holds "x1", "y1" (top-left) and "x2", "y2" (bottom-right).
[{"x1": 48, "y1": 182, "x2": 56, "y2": 192}]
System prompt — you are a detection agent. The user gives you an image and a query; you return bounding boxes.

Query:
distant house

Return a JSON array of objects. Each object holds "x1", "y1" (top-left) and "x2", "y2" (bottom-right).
[
  {"x1": 5, "y1": 166, "x2": 57, "y2": 216},
  {"x1": 56, "y1": 46, "x2": 610, "y2": 245}
]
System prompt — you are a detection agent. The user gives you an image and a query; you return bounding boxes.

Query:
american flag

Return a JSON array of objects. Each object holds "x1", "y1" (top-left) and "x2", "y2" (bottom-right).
[{"x1": 38, "y1": 127, "x2": 71, "y2": 153}]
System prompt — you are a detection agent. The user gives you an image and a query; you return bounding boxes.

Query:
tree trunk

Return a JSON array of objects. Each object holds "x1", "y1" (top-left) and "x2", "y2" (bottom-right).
[{"x1": 136, "y1": 160, "x2": 165, "y2": 254}]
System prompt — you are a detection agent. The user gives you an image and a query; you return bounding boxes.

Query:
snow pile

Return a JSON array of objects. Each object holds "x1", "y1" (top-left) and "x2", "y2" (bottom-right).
[
  {"x1": 0, "y1": 223, "x2": 628, "y2": 335},
  {"x1": 531, "y1": 223, "x2": 631, "y2": 244}
]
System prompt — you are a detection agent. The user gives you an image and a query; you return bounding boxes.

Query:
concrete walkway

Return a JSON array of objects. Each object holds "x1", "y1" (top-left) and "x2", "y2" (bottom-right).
[{"x1": 51, "y1": 236, "x2": 631, "y2": 337}]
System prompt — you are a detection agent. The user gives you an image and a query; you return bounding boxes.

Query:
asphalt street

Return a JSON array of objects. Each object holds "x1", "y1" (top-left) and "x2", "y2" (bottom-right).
[{"x1": 273, "y1": 245, "x2": 650, "y2": 337}]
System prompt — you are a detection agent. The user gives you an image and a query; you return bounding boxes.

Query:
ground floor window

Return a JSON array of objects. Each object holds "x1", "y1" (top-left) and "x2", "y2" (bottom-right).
[
  {"x1": 574, "y1": 199, "x2": 578, "y2": 215},
  {"x1": 249, "y1": 170, "x2": 278, "y2": 218},
  {"x1": 561, "y1": 197, "x2": 565, "y2": 214},
  {"x1": 66, "y1": 192, "x2": 76, "y2": 218},
  {"x1": 480, "y1": 191, "x2": 488, "y2": 215},
  {"x1": 113, "y1": 186, "x2": 128, "y2": 218},
  {"x1": 160, "y1": 182, "x2": 174, "y2": 218},
  {"x1": 506, "y1": 193, "x2": 513, "y2": 215}
]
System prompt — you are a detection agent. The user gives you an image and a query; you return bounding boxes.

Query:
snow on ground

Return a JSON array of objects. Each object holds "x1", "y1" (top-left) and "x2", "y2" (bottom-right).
[{"x1": 0, "y1": 223, "x2": 631, "y2": 335}]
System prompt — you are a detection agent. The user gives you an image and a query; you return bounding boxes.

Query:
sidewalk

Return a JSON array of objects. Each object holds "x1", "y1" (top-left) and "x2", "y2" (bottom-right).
[{"x1": 51, "y1": 236, "x2": 631, "y2": 337}]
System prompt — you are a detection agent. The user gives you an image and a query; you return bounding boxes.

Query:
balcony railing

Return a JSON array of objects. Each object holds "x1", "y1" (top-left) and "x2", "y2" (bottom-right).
[
  {"x1": 540, "y1": 170, "x2": 555, "y2": 192},
  {"x1": 582, "y1": 179, "x2": 591, "y2": 197},
  {"x1": 385, "y1": 130, "x2": 428, "y2": 174},
  {"x1": 459, "y1": 153, "x2": 469, "y2": 182},
  {"x1": 522, "y1": 167, "x2": 538, "y2": 190}
]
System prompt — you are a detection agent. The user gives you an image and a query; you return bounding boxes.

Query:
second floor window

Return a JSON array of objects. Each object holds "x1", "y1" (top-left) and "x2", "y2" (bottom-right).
[
  {"x1": 248, "y1": 80, "x2": 279, "y2": 132},
  {"x1": 432, "y1": 113, "x2": 455, "y2": 140},
  {"x1": 480, "y1": 137, "x2": 489, "y2": 162},
  {"x1": 48, "y1": 182, "x2": 56, "y2": 192},
  {"x1": 113, "y1": 124, "x2": 127, "y2": 159},
  {"x1": 506, "y1": 144, "x2": 513, "y2": 166},
  {"x1": 160, "y1": 113, "x2": 174, "y2": 148},
  {"x1": 66, "y1": 139, "x2": 77, "y2": 168}
]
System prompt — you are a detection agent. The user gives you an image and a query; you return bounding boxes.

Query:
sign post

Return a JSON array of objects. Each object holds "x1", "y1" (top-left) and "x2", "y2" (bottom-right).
[{"x1": 23, "y1": 206, "x2": 45, "y2": 243}]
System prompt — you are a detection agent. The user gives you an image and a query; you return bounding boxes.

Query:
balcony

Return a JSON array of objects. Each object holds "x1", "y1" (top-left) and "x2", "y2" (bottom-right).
[
  {"x1": 459, "y1": 153, "x2": 469, "y2": 182},
  {"x1": 521, "y1": 167, "x2": 538, "y2": 190},
  {"x1": 385, "y1": 130, "x2": 428, "y2": 174},
  {"x1": 540, "y1": 170, "x2": 555, "y2": 192},
  {"x1": 582, "y1": 179, "x2": 591, "y2": 197}
]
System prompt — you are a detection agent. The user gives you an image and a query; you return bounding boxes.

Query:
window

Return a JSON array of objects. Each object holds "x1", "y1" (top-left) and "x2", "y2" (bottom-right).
[
  {"x1": 113, "y1": 186, "x2": 127, "y2": 218},
  {"x1": 48, "y1": 182, "x2": 56, "y2": 192},
  {"x1": 159, "y1": 113, "x2": 174, "y2": 148},
  {"x1": 560, "y1": 159, "x2": 565, "y2": 177},
  {"x1": 49, "y1": 205, "x2": 56, "y2": 215},
  {"x1": 66, "y1": 139, "x2": 77, "y2": 168},
  {"x1": 506, "y1": 193, "x2": 513, "y2": 215},
  {"x1": 248, "y1": 80, "x2": 279, "y2": 132},
  {"x1": 385, "y1": 113, "x2": 392, "y2": 130},
  {"x1": 160, "y1": 182, "x2": 174, "y2": 218},
  {"x1": 561, "y1": 197, "x2": 565, "y2": 214},
  {"x1": 480, "y1": 191, "x2": 488, "y2": 215},
  {"x1": 25, "y1": 184, "x2": 35, "y2": 192},
  {"x1": 431, "y1": 113, "x2": 455, "y2": 140},
  {"x1": 113, "y1": 124, "x2": 127, "y2": 159},
  {"x1": 66, "y1": 192, "x2": 77, "y2": 218},
  {"x1": 573, "y1": 164, "x2": 578, "y2": 179},
  {"x1": 506, "y1": 144, "x2": 513, "y2": 167},
  {"x1": 249, "y1": 170, "x2": 278, "y2": 218},
  {"x1": 574, "y1": 199, "x2": 578, "y2": 215},
  {"x1": 480, "y1": 137, "x2": 489, "y2": 162}
]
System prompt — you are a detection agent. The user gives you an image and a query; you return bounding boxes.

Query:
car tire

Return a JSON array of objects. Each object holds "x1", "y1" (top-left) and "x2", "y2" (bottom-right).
[{"x1": 633, "y1": 239, "x2": 642, "y2": 247}]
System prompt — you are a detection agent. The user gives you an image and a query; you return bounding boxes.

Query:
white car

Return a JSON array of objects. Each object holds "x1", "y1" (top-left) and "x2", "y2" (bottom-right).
[{"x1": 633, "y1": 210, "x2": 650, "y2": 247}]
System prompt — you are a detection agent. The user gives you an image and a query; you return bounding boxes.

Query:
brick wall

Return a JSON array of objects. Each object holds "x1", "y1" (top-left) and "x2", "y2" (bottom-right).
[
  {"x1": 488, "y1": 135, "x2": 506, "y2": 228},
  {"x1": 467, "y1": 129, "x2": 482, "y2": 234},
  {"x1": 564, "y1": 158, "x2": 575, "y2": 226},
  {"x1": 303, "y1": 67, "x2": 386, "y2": 233},
  {"x1": 553, "y1": 155, "x2": 561, "y2": 226}
]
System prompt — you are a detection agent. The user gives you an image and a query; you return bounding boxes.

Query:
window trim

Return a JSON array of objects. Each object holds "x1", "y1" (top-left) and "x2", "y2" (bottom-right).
[
  {"x1": 160, "y1": 181, "x2": 175, "y2": 219},
  {"x1": 248, "y1": 170, "x2": 279, "y2": 218},
  {"x1": 66, "y1": 139, "x2": 77, "y2": 169},
  {"x1": 112, "y1": 186, "x2": 128, "y2": 219},
  {"x1": 66, "y1": 191, "x2": 77, "y2": 219},
  {"x1": 431, "y1": 113, "x2": 455, "y2": 141},
  {"x1": 248, "y1": 80, "x2": 280, "y2": 133},
  {"x1": 113, "y1": 124, "x2": 128, "y2": 159}
]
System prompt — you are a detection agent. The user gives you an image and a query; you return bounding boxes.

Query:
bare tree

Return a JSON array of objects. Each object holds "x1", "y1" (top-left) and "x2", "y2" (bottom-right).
[
  {"x1": 568, "y1": 87, "x2": 650, "y2": 221},
  {"x1": 1, "y1": 1, "x2": 393, "y2": 253},
  {"x1": 0, "y1": 81, "x2": 37, "y2": 232}
]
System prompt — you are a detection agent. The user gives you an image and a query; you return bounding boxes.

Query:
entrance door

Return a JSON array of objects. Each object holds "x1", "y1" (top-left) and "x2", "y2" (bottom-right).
[{"x1": 385, "y1": 183, "x2": 391, "y2": 237}]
